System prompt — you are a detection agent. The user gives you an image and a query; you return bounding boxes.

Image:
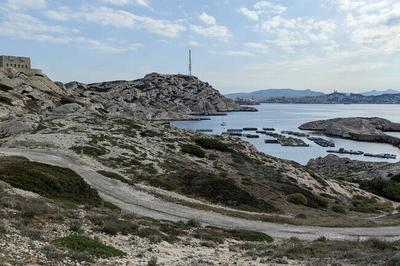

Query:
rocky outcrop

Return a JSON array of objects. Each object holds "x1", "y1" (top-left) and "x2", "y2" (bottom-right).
[
  {"x1": 80, "y1": 73, "x2": 246, "y2": 120},
  {"x1": 307, "y1": 155, "x2": 400, "y2": 181},
  {"x1": 299, "y1": 117, "x2": 400, "y2": 147},
  {"x1": 0, "y1": 70, "x2": 67, "y2": 119}
]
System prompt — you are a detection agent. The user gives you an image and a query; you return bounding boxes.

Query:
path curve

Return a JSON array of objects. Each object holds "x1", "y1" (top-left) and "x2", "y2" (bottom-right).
[{"x1": 1, "y1": 148, "x2": 400, "y2": 241}]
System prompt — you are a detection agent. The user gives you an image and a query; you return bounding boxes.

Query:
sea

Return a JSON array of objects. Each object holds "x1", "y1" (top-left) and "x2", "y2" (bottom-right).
[{"x1": 173, "y1": 104, "x2": 400, "y2": 165}]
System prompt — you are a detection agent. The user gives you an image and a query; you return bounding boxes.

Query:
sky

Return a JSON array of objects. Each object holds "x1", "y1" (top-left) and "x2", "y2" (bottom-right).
[{"x1": 0, "y1": 0, "x2": 400, "y2": 93}]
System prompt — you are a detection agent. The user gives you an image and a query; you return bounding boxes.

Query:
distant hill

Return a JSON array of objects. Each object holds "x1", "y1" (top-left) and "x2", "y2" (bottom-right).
[
  {"x1": 225, "y1": 89, "x2": 325, "y2": 100},
  {"x1": 264, "y1": 92, "x2": 400, "y2": 104},
  {"x1": 361, "y1": 89, "x2": 400, "y2": 96}
]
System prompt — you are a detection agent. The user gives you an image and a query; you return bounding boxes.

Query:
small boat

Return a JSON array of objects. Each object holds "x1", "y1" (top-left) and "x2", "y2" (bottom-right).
[
  {"x1": 263, "y1": 128, "x2": 275, "y2": 131},
  {"x1": 243, "y1": 127, "x2": 258, "y2": 131},
  {"x1": 221, "y1": 122, "x2": 227, "y2": 127},
  {"x1": 265, "y1": 139, "x2": 279, "y2": 144}
]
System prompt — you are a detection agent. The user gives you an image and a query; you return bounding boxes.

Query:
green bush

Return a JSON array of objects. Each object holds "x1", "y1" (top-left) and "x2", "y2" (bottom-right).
[
  {"x1": 0, "y1": 157, "x2": 102, "y2": 206},
  {"x1": 287, "y1": 193, "x2": 308, "y2": 206},
  {"x1": 360, "y1": 178, "x2": 400, "y2": 202},
  {"x1": 314, "y1": 194, "x2": 329, "y2": 208},
  {"x1": 70, "y1": 146, "x2": 107, "y2": 157},
  {"x1": 53, "y1": 235, "x2": 125, "y2": 258},
  {"x1": 229, "y1": 230, "x2": 273, "y2": 243},
  {"x1": 99, "y1": 219, "x2": 138, "y2": 236},
  {"x1": 194, "y1": 137, "x2": 230, "y2": 152},
  {"x1": 180, "y1": 144, "x2": 206, "y2": 158},
  {"x1": 331, "y1": 203, "x2": 346, "y2": 213}
]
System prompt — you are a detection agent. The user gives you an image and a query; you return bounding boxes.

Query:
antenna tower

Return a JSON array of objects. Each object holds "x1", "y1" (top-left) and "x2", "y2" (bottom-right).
[{"x1": 189, "y1": 49, "x2": 192, "y2": 76}]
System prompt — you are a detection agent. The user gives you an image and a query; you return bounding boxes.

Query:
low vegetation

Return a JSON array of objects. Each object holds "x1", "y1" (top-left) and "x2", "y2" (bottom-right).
[
  {"x1": 194, "y1": 137, "x2": 230, "y2": 152},
  {"x1": 180, "y1": 143, "x2": 206, "y2": 158},
  {"x1": 359, "y1": 178, "x2": 400, "y2": 202},
  {"x1": 287, "y1": 193, "x2": 308, "y2": 206},
  {"x1": 52, "y1": 235, "x2": 125, "y2": 258},
  {"x1": 351, "y1": 195, "x2": 393, "y2": 213},
  {"x1": 0, "y1": 156, "x2": 103, "y2": 206},
  {"x1": 70, "y1": 146, "x2": 108, "y2": 157}
]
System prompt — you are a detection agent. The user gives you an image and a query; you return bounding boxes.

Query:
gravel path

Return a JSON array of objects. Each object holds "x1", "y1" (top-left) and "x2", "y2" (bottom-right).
[{"x1": 1, "y1": 148, "x2": 400, "y2": 241}]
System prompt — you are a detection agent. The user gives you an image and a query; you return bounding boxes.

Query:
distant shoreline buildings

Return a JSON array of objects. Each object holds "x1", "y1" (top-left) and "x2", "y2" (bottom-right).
[{"x1": 0, "y1": 55, "x2": 42, "y2": 76}]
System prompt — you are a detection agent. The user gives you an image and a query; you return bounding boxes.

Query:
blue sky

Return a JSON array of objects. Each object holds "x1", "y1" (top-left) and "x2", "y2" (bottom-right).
[{"x1": 1, "y1": 0, "x2": 400, "y2": 93}]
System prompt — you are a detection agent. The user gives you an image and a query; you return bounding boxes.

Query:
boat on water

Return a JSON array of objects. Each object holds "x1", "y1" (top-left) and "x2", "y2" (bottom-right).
[
  {"x1": 196, "y1": 129, "x2": 213, "y2": 132},
  {"x1": 263, "y1": 128, "x2": 275, "y2": 131},
  {"x1": 221, "y1": 122, "x2": 227, "y2": 127},
  {"x1": 243, "y1": 127, "x2": 258, "y2": 131}
]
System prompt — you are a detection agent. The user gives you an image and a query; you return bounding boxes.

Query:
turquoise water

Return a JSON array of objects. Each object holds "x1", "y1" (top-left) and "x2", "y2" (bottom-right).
[{"x1": 173, "y1": 104, "x2": 400, "y2": 165}]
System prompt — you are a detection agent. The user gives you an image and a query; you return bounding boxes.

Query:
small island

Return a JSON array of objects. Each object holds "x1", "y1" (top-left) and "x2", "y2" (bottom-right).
[{"x1": 299, "y1": 117, "x2": 400, "y2": 148}]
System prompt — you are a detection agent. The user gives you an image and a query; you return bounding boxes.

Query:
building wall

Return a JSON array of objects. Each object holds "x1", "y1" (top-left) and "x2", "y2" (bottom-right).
[{"x1": 0, "y1": 56, "x2": 31, "y2": 70}]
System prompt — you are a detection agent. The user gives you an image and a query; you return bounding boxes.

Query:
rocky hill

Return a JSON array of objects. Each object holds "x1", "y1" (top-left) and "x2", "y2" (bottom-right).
[
  {"x1": 264, "y1": 91, "x2": 400, "y2": 104},
  {"x1": 299, "y1": 117, "x2": 400, "y2": 147},
  {"x1": 66, "y1": 73, "x2": 248, "y2": 120}
]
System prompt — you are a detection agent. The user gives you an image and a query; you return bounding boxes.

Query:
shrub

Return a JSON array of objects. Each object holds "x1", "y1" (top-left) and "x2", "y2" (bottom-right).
[
  {"x1": 314, "y1": 194, "x2": 329, "y2": 208},
  {"x1": 287, "y1": 193, "x2": 308, "y2": 206},
  {"x1": 229, "y1": 230, "x2": 274, "y2": 243},
  {"x1": 41, "y1": 245, "x2": 60, "y2": 259},
  {"x1": 194, "y1": 138, "x2": 230, "y2": 152},
  {"x1": 360, "y1": 178, "x2": 400, "y2": 202},
  {"x1": 186, "y1": 218, "x2": 201, "y2": 228},
  {"x1": 0, "y1": 157, "x2": 103, "y2": 206},
  {"x1": 70, "y1": 146, "x2": 107, "y2": 157},
  {"x1": 99, "y1": 219, "x2": 138, "y2": 236},
  {"x1": 147, "y1": 256, "x2": 158, "y2": 266},
  {"x1": 52, "y1": 235, "x2": 125, "y2": 258},
  {"x1": 331, "y1": 204, "x2": 346, "y2": 214},
  {"x1": 180, "y1": 144, "x2": 206, "y2": 158}
]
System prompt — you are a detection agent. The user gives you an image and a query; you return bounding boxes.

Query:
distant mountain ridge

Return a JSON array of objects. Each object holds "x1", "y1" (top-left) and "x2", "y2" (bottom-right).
[
  {"x1": 264, "y1": 92, "x2": 400, "y2": 104},
  {"x1": 226, "y1": 89, "x2": 400, "y2": 101},
  {"x1": 225, "y1": 89, "x2": 325, "y2": 100},
  {"x1": 361, "y1": 89, "x2": 400, "y2": 96}
]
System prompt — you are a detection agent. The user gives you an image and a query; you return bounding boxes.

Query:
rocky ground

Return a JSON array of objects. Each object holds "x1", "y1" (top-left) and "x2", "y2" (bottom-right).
[
  {"x1": 1, "y1": 69, "x2": 400, "y2": 264},
  {"x1": 299, "y1": 117, "x2": 400, "y2": 147}
]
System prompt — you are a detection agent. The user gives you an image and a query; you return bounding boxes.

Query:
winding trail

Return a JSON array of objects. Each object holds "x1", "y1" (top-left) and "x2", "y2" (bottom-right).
[{"x1": 1, "y1": 148, "x2": 400, "y2": 241}]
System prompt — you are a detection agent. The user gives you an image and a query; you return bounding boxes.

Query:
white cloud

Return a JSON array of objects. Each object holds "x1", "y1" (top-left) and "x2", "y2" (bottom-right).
[
  {"x1": 191, "y1": 12, "x2": 232, "y2": 41},
  {"x1": 46, "y1": 6, "x2": 186, "y2": 38},
  {"x1": 332, "y1": 0, "x2": 400, "y2": 54},
  {"x1": 239, "y1": 1, "x2": 287, "y2": 21},
  {"x1": 5, "y1": 0, "x2": 46, "y2": 10},
  {"x1": 102, "y1": 0, "x2": 150, "y2": 7},
  {"x1": 239, "y1": 7, "x2": 259, "y2": 21},
  {"x1": 0, "y1": 11, "x2": 141, "y2": 53},
  {"x1": 224, "y1": 50, "x2": 254, "y2": 57},
  {"x1": 245, "y1": 42, "x2": 269, "y2": 53},
  {"x1": 259, "y1": 16, "x2": 336, "y2": 51},
  {"x1": 191, "y1": 24, "x2": 232, "y2": 42},
  {"x1": 199, "y1": 12, "x2": 216, "y2": 26}
]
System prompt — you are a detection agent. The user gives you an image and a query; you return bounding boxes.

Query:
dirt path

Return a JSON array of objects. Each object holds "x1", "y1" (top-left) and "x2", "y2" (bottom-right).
[{"x1": 1, "y1": 148, "x2": 400, "y2": 241}]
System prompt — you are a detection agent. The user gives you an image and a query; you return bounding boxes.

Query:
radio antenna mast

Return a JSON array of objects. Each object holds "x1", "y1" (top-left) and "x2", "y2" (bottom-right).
[{"x1": 189, "y1": 49, "x2": 192, "y2": 76}]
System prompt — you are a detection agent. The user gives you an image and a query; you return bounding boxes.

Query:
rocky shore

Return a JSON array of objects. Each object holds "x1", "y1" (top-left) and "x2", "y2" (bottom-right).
[{"x1": 299, "y1": 117, "x2": 400, "y2": 148}]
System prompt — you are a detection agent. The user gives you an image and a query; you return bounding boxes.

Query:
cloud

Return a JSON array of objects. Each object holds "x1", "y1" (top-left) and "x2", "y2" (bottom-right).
[
  {"x1": 239, "y1": 7, "x2": 259, "y2": 21},
  {"x1": 102, "y1": 0, "x2": 150, "y2": 7},
  {"x1": 199, "y1": 12, "x2": 216, "y2": 26},
  {"x1": 0, "y1": 11, "x2": 141, "y2": 53},
  {"x1": 245, "y1": 42, "x2": 269, "y2": 53},
  {"x1": 191, "y1": 12, "x2": 232, "y2": 41},
  {"x1": 259, "y1": 16, "x2": 336, "y2": 51},
  {"x1": 46, "y1": 6, "x2": 186, "y2": 38},
  {"x1": 239, "y1": 1, "x2": 287, "y2": 21},
  {"x1": 224, "y1": 50, "x2": 254, "y2": 57},
  {"x1": 331, "y1": 0, "x2": 400, "y2": 54},
  {"x1": 5, "y1": 0, "x2": 46, "y2": 10}
]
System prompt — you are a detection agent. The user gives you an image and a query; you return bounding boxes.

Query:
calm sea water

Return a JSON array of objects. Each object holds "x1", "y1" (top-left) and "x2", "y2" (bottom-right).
[{"x1": 173, "y1": 104, "x2": 400, "y2": 165}]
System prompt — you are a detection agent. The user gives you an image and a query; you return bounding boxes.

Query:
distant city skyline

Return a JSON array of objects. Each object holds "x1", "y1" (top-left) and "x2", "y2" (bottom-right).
[{"x1": 1, "y1": 0, "x2": 399, "y2": 94}]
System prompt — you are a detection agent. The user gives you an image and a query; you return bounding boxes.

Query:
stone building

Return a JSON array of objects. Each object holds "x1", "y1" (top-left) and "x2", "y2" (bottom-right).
[{"x1": 0, "y1": 55, "x2": 42, "y2": 75}]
